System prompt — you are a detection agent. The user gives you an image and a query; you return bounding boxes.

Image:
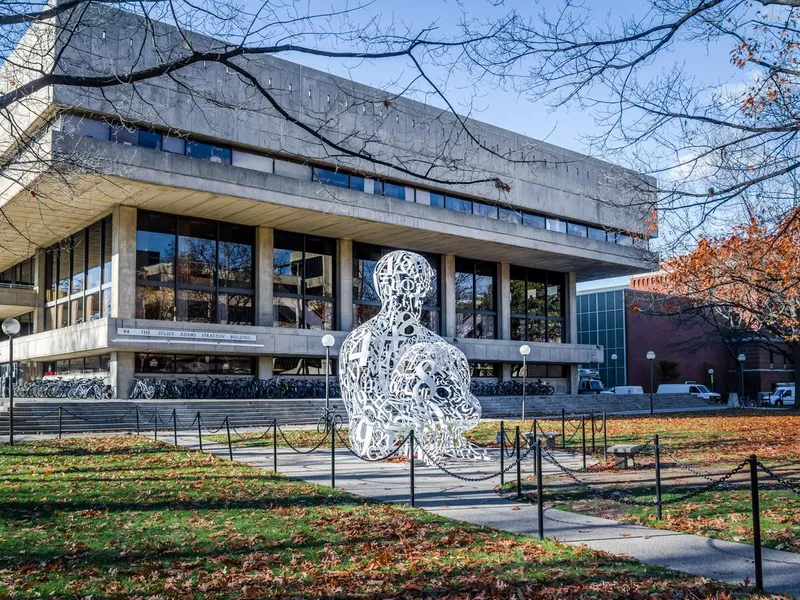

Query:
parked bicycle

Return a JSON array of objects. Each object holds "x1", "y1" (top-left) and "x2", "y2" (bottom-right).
[{"x1": 16, "y1": 377, "x2": 114, "y2": 399}]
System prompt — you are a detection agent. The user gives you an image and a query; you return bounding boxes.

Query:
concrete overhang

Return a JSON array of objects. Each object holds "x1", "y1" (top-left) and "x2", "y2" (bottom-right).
[
  {"x1": 0, "y1": 285, "x2": 37, "y2": 320},
  {"x1": 0, "y1": 134, "x2": 658, "y2": 279},
  {"x1": 1, "y1": 318, "x2": 604, "y2": 365}
]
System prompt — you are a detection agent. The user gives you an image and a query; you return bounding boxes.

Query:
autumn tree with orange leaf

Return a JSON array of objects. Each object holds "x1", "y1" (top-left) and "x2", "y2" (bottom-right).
[{"x1": 662, "y1": 209, "x2": 800, "y2": 402}]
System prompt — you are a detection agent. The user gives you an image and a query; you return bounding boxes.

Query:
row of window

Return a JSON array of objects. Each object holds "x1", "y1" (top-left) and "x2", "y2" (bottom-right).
[
  {"x1": 43, "y1": 355, "x2": 111, "y2": 376},
  {"x1": 44, "y1": 217, "x2": 114, "y2": 330},
  {"x1": 136, "y1": 354, "x2": 256, "y2": 375},
  {"x1": 63, "y1": 114, "x2": 647, "y2": 249},
  {"x1": 0, "y1": 257, "x2": 35, "y2": 286},
  {"x1": 136, "y1": 211, "x2": 255, "y2": 325}
]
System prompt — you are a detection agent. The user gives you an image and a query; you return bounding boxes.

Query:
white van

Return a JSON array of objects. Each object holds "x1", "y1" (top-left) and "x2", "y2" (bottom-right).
[
  {"x1": 767, "y1": 385, "x2": 795, "y2": 407},
  {"x1": 601, "y1": 386, "x2": 644, "y2": 395},
  {"x1": 657, "y1": 383, "x2": 722, "y2": 402}
]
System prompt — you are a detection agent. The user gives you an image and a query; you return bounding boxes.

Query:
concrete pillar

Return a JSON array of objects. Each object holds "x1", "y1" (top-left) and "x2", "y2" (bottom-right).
[
  {"x1": 569, "y1": 364, "x2": 579, "y2": 395},
  {"x1": 338, "y1": 238, "x2": 353, "y2": 332},
  {"x1": 567, "y1": 272, "x2": 578, "y2": 345},
  {"x1": 498, "y1": 262, "x2": 510, "y2": 340},
  {"x1": 32, "y1": 248, "x2": 46, "y2": 333},
  {"x1": 255, "y1": 226, "x2": 274, "y2": 326},
  {"x1": 109, "y1": 351, "x2": 135, "y2": 399},
  {"x1": 258, "y1": 356, "x2": 273, "y2": 379},
  {"x1": 111, "y1": 206, "x2": 137, "y2": 319},
  {"x1": 501, "y1": 363, "x2": 512, "y2": 382},
  {"x1": 442, "y1": 254, "x2": 456, "y2": 338}
]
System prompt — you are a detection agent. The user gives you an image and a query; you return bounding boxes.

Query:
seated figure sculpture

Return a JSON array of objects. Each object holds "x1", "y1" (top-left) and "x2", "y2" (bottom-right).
[{"x1": 339, "y1": 250, "x2": 485, "y2": 462}]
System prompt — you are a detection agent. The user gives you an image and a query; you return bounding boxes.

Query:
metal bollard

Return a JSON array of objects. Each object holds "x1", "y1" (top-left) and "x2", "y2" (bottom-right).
[
  {"x1": 330, "y1": 414, "x2": 336, "y2": 488},
  {"x1": 749, "y1": 455, "x2": 764, "y2": 592},
  {"x1": 135, "y1": 406, "x2": 140, "y2": 436},
  {"x1": 532, "y1": 418, "x2": 538, "y2": 475},
  {"x1": 536, "y1": 441, "x2": 544, "y2": 539},
  {"x1": 226, "y1": 417, "x2": 233, "y2": 461},
  {"x1": 409, "y1": 430, "x2": 416, "y2": 507},
  {"x1": 197, "y1": 412, "x2": 203, "y2": 452},
  {"x1": 172, "y1": 409, "x2": 178, "y2": 446},
  {"x1": 561, "y1": 408, "x2": 566, "y2": 449},
  {"x1": 581, "y1": 416, "x2": 587, "y2": 470},
  {"x1": 591, "y1": 411, "x2": 596, "y2": 453},
  {"x1": 272, "y1": 418, "x2": 278, "y2": 473},
  {"x1": 653, "y1": 434, "x2": 663, "y2": 520},
  {"x1": 603, "y1": 411, "x2": 608, "y2": 463},
  {"x1": 500, "y1": 420, "x2": 505, "y2": 487},
  {"x1": 515, "y1": 426, "x2": 522, "y2": 500},
  {"x1": 154, "y1": 409, "x2": 158, "y2": 441},
  {"x1": 58, "y1": 406, "x2": 63, "y2": 440}
]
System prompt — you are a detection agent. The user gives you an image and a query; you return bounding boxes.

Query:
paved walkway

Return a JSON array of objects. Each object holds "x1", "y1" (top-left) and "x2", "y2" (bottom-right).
[{"x1": 177, "y1": 435, "x2": 800, "y2": 598}]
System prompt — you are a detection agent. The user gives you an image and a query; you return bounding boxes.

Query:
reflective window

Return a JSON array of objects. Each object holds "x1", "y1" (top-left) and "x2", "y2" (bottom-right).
[
  {"x1": 352, "y1": 243, "x2": 441, "y2": 332},
  {"x1": 102, "y1": 216, "x2": 113, "y2": 284},
  {"x1": 135, "y1": 353, "x2": 255, "y2": 375},
  {"x1": 471, "y1": 363, "x2": 499, "y2": 378},
  {"x1": 473, "y1": 202, "x2": 498, "y2": 219},
  {"x1": 523, "y1": 213, "x2": 546, "y2": 229},
  {"x1": 86, "y1": 222, "x2": 102, "y2": 289},
  {"x1": 446, "y1": 195, "x2": 472, "y2": 214},
  {"x1": 178, "y1": 218, "x2": 216, "y2": 287},
  {"x1": 219, "y1": 224, "x2": 254, "y2": 289},
  {"x1": 71, "y1": 230, "x2": 85, "y2": 294},
  {"x1": 568, "y1": 222, "x2": 588, "y2": 237},
  {"x1": 510, "y1": 265, "x2": 566, "y2": 343},
  {"x1": 499, "y1": 208, "x2": 523, "y2": 224},
  {"x1": 186, "y1": 140, "x2": 231, "y2": 164},
  {"x1": 455, "y1": 257, "x2": 496, "y2": 339},
  {"x1": 273, "y1": 230, "x2": 336, "y2": 330},
  {"x1": 546, "y1": 218, "x2": 567, "y2": 233},
  {"x1": 273, "y1": 357, "x2": 337, "y2": 376},
  {"x1": 136, "y1": 211, "x2": 176, "y2": 282},
  {"x1": 588, "y1": 227, "x2": 607, "y2": 241},
  {"x1": 374, "y1": 180, "x2": 406, "y2": 200},
  {"x1": 430, "y1": 193, "x2": 445, "y2": 208}
]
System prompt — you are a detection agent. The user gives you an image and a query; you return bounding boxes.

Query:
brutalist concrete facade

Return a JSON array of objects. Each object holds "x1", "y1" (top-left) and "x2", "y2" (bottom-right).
[{"x1": 0, "y1": 5, "x2": 657, "y2": 398}]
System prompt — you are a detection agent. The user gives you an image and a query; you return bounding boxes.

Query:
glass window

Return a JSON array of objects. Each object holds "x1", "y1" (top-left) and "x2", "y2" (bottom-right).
[
  {"x1": 218, "y1": 293, "x2": 253, "y2": 326},
  {"x1": 473, "y1": 202, "x2": 498, "y2": 219},
  {"x1": 186, "y1": 140, "x2": 231, "y2": 164},
  {"x1": 217, "y1": 356, "x2": 255, "y2": 375},
  {"x1": 176, "y1": 289, "x2": 215, "y2": 323},
  {"x1": 314, "y1": 167, "x2": 350, "y2": 189},
  {"x1": 176, "y1": 355, "x2": 212, "y2": 374},
  {"x1": 86, "y1": 292, "x2": 101, "y2": 321},
  {"x1": 84, "y1": 356, "x2": 100, "y2": 373},
  {"x1": 45, "y1": 251, "x2": 56, "y2": 301},
  {"x1": 136, "y1": 286, "x2": 175, "y2": 320},
  {"x1": 349, "y1": 175, "x2": 365, "y2": 192},
  {"x1": 523, "y1": 213, "x2": 546, "y2": 229},
  {"x1": 219, "y1": 224, "x2": 253, "y2": 289},
  {"x1": 510, "y1": 265, "x2": 566, "y2": 343},
  {"x1": 18, "y1": 259, "x2": 32, "y2": 285},
  {"x1": 137, "y1": 130, "x2": 162, "y2": 150},
  {"x1": 375, "y1": 180, "x2": 406, "y2": 200},
  {"x1": 177, "y1": 218, "x2": 216, "y2": 287},
  {"x1": 546, "y1": 218, "x2": 567, "y2": 233},
  {"x1": 58, "y1": 246, "x2": 70, "y2": 299},
  {"x1": 455, "y1": 257, "x2": 496, "y2": 339},
  {"x1": 616, "y1": 233, "x2": 634, "y2": 246},
  {"x1": 57, "y1": 302, "x2": 69, "y2": 329},
  {"x1": 163, "y1": 135, "x2": 185, "y2": 155},
  {"x1": 567, "y1": 222, "x2": 588, "y2": 237},
  {"x1": 136, "y1": 211, "x2": 176, "y2": 282},
  {"x1": 588, "y1": 227, "x2": 607, "y2": 241},
  {"x1": 62, "y1": 115, "x2": 109, "y2": 140},
  {"x1": 446, "y1": 196, "x2": 472, "y2": 214},
  {"x1": 499, "y1": 207, "x2": 523, "y2": 224},
  {"x1": 86, "y1": 222, "x2": 102, "y2": 289},
  {"x1": 102, "y1": 288, "x2": 112, "y2": 318},
  {"x1": 137, "y1": 354, "x2": 174, "y2": 373},
  {"x1": 110, "y1": 124, "x2": 138, "y2": 146},
  {"x1": 70, "y1": 297, "x2": 84, "y2": 325},
  {"x1": 471, "y1": 363, "x2": 498, "y2": 378},
  {"x1": 102, "y1": 216, "x2": 113, "y2": 284},
  {"x1": 429, "y1": 193, "x2": 445, "y2": 208},
  {"x1": 71, "y1": 231, "x2": 85, "y2": 294},
  {"x1": 273, "y1": 231, "x2": 336, "y2": 330},
  {"x1": 56, "y1": 359, "x2": 69, "y2": 375}
]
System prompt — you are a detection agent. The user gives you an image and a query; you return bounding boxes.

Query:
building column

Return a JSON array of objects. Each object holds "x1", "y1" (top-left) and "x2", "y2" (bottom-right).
[
  {"x1": 442, "y1": 254, "x2": 456, "y2": 338},
  {"x1": 338, "y1": 239, "x2": 353, "y2": 332},
  {"x1": 109, "y1": 351, "x2": 135, "y2": 399},
  {"x1": 567, "y1": 272, "x2": 579, "y2": 393},
  {"x1": 501, "y1": 363, "x2": 512, "y2": 382},
  {"x1": 498, "y1": 262, "x2": 510, "y2": 340},
  {"x1": 255, "y1": 226, "x2": 273, "y2": 326},
  {"x1": 569, "y1": 365, "x2": 579, "y2": 395},
  {"x1": 111, "y1": 206, "x2": 137, "y2": 319},
  {"x1": 32, "y1": 248, "x2": 46, "y2": 333},
  {"x1": 258, "y1": 356, "x2": 273, "y2": 379}
]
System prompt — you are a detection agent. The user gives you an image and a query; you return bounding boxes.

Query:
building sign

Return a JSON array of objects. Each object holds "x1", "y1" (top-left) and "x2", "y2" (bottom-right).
[{"x1": 117, "y1": 328, "x2": 257, "y2": 343}]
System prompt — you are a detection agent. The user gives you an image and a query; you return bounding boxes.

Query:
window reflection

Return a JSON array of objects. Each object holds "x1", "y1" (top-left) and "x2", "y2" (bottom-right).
[
  {"x1": 455, "y1": 257, "x2": 496, "y2": 339},
  {"x1": 510, "y1": 265, "x2": 566, "y2": 343}
]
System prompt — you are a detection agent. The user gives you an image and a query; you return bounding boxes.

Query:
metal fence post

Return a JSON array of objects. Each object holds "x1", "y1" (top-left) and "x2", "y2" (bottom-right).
[
  {"x1": 749, "y1": 454, "x2": 764, "y2": 592},
  {"x1": 515, "y1": 426, "x2": 522, "y2": 500},
  {"x1": 272, "y1": 418, "x2": 278, "y2": 473},
  {"x1": 591, "y1": 411, "x2": 596, "y2": 453},
  {"x1": 58, "y1": 406, "x2": 63, "y2": 440},
  {"x1": 153, "y1": 409, "x2": 158, "y2": 441},
  {"x1": 197, "y1": 412, "x2": 203, "y2": 452},
  {"x1": 409, "y1": 430, "x2": 416, "y2": 507},
  {"x1": 330, "y1": 414, "x2": 336, "y2": 489},
  {"x1": 561, "y1": 408, "x2": 566, "y2": 449},
  {"x1": 172, "y1": 409, "x2": 177, "y2": 446},
  {"x1": 500, "y1": 420, "x2": 505, "y2": 487},
  {"x1": 532, "y1": 418, "x2": 538, "y2": 475},
  {"x1": 603, "y1": 411, "x2": 608, "y2": 463},
  {"x1": 226, "y1": 417, "x2": 233, "y2": 460},
  {"x1": 135, "y1": 406, "x2": 140, "y2": 435},
  {"x1": 653, "y1": 434, "x2": 663, "y2": 520},
  {"x1": 581, "y1": 416, "x2": 587, "y2": 470},
  {"x1": 536, "y1": 441, "x2": 544, "y2": 540}
]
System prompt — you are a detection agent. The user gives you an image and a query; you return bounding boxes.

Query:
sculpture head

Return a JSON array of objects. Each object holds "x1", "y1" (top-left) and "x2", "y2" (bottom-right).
[{"x1": 373, "y1": 250, "x2": 434, "y2": 314}]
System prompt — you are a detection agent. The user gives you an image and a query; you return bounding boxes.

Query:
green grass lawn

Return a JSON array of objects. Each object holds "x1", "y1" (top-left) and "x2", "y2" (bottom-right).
[{"x1": 0, "y1": 437, "x2": 779, "y2": 598}]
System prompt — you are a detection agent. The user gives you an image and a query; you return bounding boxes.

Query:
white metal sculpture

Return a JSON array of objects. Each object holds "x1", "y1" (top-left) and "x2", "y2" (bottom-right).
[{"x1": 339, "y1": 250, "x2": 485, "y2": 462}]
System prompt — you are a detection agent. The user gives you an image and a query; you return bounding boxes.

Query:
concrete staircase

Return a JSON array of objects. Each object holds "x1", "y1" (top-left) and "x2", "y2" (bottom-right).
[{"x1": 0, "y1": 393, "x2": 715, "y2": 435}]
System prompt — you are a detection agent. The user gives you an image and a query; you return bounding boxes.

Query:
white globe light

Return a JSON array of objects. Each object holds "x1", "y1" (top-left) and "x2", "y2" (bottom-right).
[
  {"x1": 519, "y1": 344, "x2": 531, "y2": 356},
  {"x1": 611, "y1": 353, "x2": 618, "y2": 361},
  {"x1": 708, "y1": 368, "x2": 714, "y2": 375},
  {"x1": 1, "y1": 317, "x2": 20, "y2": 337},
  {"x1": 321, "y1": 334, "x2": 335, "y2": 348},
  {"x1": 646, "y1": 351, "x2": 656, "y2": 360},
  {"x1": 738, "y1": 353, "x2": 746, "y2": 362}
]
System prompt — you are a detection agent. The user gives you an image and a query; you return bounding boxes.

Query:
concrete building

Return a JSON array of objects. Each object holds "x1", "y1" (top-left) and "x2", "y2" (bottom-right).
[{"x1": 0, "y1": 6, "x2": 656, "y2": 399}]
